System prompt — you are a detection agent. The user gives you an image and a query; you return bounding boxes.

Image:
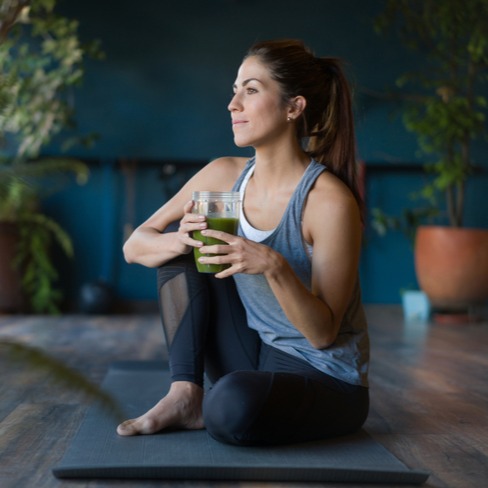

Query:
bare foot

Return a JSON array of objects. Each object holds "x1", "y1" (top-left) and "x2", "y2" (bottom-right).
[{"x1": 116, "y1": 381, "x2": 205, "y2": 436}]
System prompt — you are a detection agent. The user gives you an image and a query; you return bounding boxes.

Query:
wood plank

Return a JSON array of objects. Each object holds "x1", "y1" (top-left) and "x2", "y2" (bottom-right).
[
  {"x1": 0, "y1": 307, "x2": 487, "y2": 488},
  {"x1": 0, "y1": 403, "x2": 85, "y2": 488}
]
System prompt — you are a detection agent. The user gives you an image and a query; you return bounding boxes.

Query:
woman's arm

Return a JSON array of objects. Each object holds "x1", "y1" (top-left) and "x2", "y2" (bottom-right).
[
  {"x1": 267, "y1": 175, "x2": 361, "y2": 348},
  {"x1": 122, "y1": 157, "x2": 246, "y2": 268}
]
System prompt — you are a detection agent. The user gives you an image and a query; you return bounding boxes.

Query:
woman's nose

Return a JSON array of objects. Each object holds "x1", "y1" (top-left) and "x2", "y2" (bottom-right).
[{"x1": 228, "y1": 93, "x2": 241, "y2": 112}]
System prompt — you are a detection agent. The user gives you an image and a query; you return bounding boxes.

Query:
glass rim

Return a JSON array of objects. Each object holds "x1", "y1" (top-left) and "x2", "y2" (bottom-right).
[{"x1": 192, "y1": 191, "x2": 241, "y2": 201}]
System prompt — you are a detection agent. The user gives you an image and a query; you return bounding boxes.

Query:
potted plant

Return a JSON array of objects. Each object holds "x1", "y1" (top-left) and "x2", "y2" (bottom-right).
[
  {"x1": 0, "y1": 0, "x2": 103, "y2": 313},
  {"x1": 373, "y1": 0, "x2": 488, "y2": 321},
  {"x1": 0, "y1": 1, "x2": 119, "y2": 418}
]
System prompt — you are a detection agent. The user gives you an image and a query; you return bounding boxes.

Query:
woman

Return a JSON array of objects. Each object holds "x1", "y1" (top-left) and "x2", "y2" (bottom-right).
[{"x1": 117, "y1": 39, "x2": 369, "y2": 446}]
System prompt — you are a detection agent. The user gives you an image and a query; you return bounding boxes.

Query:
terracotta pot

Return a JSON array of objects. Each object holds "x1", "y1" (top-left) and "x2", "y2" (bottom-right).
[
  {"x1": 415, "y1": 225, "x2": 488, "y2": 310},
  {"x1": 0, "y1": 222, "x2": 24, "y2": 312}
]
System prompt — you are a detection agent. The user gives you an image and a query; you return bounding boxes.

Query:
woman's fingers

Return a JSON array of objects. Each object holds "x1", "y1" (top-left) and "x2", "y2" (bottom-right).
[
  {"x1": 198, "y1": 228, "x2": 235, "y2": 243},
  {"x1": 179, "y1": 217, "x2": 206, "y2": 236},
  {"x1": 198, "y1": 231, "x2": 267, "y2": 276},
  {"x1": 175, "y1": 201, "x2": 208, "y2": 251},
  {"x1": 179, "y1": 202, "x2": 207, "y2": 233}
]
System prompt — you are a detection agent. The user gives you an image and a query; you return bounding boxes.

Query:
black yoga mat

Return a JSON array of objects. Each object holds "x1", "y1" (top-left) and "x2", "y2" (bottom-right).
[{"x1": 53, "y1": 362, "x2": 429, "y2": 483}]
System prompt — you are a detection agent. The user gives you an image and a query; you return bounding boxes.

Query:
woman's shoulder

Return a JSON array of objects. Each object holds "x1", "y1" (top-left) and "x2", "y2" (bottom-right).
[
  {"x1": 193, "y1": 156, "x2": 249, "y2": 191},
  {"x1": 207, "y1": 156, "x2": 249, "y2": 173},
  {"x1": 307, "y1": 169, "x2": 360, "y2": 218},
  {"x1": 302, "y1": 169, "x2": 361, "y2": 245}
]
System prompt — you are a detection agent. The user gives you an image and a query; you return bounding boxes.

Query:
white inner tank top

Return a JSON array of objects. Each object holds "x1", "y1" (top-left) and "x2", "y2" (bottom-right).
[{"x1": 239, "y1": 165, "x2": 275, "y2": 242}]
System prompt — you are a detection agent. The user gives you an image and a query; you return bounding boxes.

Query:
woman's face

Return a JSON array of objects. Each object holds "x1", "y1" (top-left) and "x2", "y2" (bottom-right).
[{"x1": 228, "y1": 56, "x2": 290, "y2": 148}]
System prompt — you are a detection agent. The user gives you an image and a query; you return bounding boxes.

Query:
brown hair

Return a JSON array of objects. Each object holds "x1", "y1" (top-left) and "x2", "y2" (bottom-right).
[{"x1": 245, "y1": 39, "x2": 363, "y2": 215}]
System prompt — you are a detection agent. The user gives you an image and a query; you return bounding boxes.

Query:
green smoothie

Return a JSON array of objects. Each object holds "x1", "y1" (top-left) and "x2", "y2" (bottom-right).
[{"x1": 192, "y1": 216, "x2": 239, "y2": 273}]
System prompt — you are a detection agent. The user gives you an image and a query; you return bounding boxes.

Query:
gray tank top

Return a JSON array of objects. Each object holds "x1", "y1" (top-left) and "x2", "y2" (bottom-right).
[{"x1": 232, "y1": 158, "x2": 369, "y2": 387}]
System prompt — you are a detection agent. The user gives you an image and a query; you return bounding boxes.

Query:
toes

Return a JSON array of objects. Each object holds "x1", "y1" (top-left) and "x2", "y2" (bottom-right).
[
  {"x1": 117, "y1": 416, "x2": 161, "y2": 436},
  {"x1": 117, "y1": 419, "x2": 140, "y2": 436}
]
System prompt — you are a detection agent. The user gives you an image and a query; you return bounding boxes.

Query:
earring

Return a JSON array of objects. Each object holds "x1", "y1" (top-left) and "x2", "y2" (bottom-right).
[{"x1": 287, "y1": 116, "x2": 292, "y2": 122}]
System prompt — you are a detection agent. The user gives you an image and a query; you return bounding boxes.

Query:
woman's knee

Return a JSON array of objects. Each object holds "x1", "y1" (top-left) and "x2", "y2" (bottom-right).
[{"x1": 203, "y1": 371, "x2": 270, "y2": 445}]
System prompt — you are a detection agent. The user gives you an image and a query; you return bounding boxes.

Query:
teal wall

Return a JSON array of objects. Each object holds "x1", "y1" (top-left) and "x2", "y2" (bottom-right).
[{"x1": 43, "y1": 0, "x2": 488, "y2": 308}]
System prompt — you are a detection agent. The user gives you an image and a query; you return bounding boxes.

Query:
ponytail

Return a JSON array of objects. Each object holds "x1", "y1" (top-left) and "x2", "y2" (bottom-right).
[
  {"x1": 306, "y1": 58, "x2": 363, "y2": 217},
  {"x1": 245, "y1": 40, "x2": 363, "y2": 218}
]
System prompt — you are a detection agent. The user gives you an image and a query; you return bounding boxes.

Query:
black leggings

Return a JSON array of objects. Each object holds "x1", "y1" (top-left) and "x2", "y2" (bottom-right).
[{"x1": 157, "y1": 250, "x2": 369, "y2": 446}]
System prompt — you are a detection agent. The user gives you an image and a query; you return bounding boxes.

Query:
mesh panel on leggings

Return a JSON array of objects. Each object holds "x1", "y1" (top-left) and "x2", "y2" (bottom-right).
[
  {"x1": 159, "y1": 271, "x2": 189, "y2": 348},
  {"x1": 157, "y1": 258, "x2": 208, "y2": 386}
]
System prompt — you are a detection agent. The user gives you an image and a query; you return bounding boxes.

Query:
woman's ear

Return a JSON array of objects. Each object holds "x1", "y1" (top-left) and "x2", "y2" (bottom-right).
[{"x1": 287, "y1": 96, "x2": 306, "y2": 120}]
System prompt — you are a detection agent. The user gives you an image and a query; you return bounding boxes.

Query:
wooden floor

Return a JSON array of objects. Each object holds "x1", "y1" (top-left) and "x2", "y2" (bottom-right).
[{"x1": 0, "y1": 305, "x2": 487, "y2": 488}]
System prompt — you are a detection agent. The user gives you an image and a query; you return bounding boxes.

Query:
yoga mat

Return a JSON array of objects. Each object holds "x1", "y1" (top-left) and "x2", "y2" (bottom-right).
[{"x1": 53, "y1": 362, "x2": 429, "y2": 483}]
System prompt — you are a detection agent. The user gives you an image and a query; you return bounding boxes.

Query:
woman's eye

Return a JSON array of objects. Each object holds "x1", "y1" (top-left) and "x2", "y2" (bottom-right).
[{"x1": 230, "y1": 87, "x2": 257, "y2": 99}]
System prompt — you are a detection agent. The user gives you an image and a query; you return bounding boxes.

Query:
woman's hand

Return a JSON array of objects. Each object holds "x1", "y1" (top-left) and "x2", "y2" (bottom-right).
[
  {"x1": 196, "y1": 229, "x2": 282, "y2": 279},
  {"x1": 176, "y1": 201, "x2": 208, "y2": 254}
]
